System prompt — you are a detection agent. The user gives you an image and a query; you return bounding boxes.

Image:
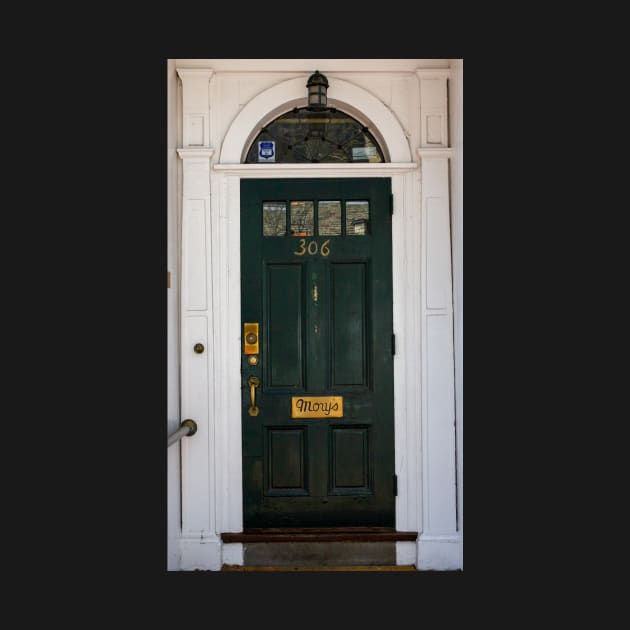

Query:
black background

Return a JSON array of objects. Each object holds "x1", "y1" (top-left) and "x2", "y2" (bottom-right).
[{"x1": 10, "y1": 13, "x2": 544, "y2": 611}]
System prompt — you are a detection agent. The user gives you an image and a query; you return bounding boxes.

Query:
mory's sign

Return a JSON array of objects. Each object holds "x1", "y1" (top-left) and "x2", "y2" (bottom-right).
[{"x1": 291, "y1": 396, "x2": 343, "y2": 418}]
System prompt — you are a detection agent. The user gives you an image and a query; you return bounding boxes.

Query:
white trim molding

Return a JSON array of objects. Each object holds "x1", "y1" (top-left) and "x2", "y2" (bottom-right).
[
  {"x1": 213, "y1": 163, "x2": 417, "y2": 176},
  {"x1": 177, "y1": 59, "x2": 451, "y2": 72},
  {"x1": 219, "y1": 76, "x2": 413, "y2": 164},
  {"x1": 207, "y1": 168, "x2": 424, "y2": 562}
]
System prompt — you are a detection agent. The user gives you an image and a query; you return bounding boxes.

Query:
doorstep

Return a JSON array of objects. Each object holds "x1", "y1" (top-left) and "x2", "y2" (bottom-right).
[{"x1": 221, "y1": 527, "x2": 418, "y2": 543}]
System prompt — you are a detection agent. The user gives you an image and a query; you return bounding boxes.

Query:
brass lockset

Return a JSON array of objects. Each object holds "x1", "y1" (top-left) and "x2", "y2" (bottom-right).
[
  {"x1": 244, "y1": 323, "x2": 259, "y2": 365},
  {"x1": 244, "y1": 323, "x2": 260, "y2": 412},
  {"x1": 247, "y1": 376, "x2": 260, "y2": 416},
  {"x1": 243, "y1": 323, "x2": 259, "y2": 354}
]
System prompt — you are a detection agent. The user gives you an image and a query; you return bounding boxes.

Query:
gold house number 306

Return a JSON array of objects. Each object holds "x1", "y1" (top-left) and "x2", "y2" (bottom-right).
[{"x1": 293, "y1": 239, "x2": 331, "y2": 257}]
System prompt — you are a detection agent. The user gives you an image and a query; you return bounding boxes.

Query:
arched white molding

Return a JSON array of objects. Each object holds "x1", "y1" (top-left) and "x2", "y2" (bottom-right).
[{"x1": 219, "y1": 76, "x2": 413, "y2": 164}]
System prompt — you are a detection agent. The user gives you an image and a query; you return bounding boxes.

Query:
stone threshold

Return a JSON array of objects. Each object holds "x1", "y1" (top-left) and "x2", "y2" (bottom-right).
[{"x1": 221, "y1": 527, "x2": 418, "y2": 543}]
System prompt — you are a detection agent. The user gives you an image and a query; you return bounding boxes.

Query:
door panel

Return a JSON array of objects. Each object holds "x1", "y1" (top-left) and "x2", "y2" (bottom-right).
[
  {"x1": 266, "y1": 264, "x2": 303, "y2": 388},
  {"x1": 331, "y1": 262, "x2": 368, "y2": 387},
  {"x1": 241, "y1": 178, "x2": 394, "y2": 528},
  {"x1": 266, "y1": 427, "x2": 308, "y2": 495},
  {"x1": 330, "y1": 426, "x2": 371, "y2": 493}
]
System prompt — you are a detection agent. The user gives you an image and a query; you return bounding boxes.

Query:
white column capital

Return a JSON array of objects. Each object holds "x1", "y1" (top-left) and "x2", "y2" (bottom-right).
[
  {"x1": 178, "y1": 149, "x2": 213, "y2": 198},
  {"x1": 177, "y1": 148, "x2": 215, "y2": 160},
  {"x1": 417, "y1": 148, "x2": 453, "y2": 159},
  {"x1": 176, "y1": 68, "x2": 214, "y2": 81},
  {"x1": 416, "y1": 68, "x2": 451, "y2": 80}
]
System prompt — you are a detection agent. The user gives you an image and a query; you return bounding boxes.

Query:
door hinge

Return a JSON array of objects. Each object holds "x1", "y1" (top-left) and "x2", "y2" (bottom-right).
[
  {"x1": 389, "y1": 193, "x2": 394, "y2": 215},
  {"x1": 392, "y1": 333, "x2": 396, "y2": 356},
  {"x1": 393, "y1": 474, "x2": 398, "y2": 497}
]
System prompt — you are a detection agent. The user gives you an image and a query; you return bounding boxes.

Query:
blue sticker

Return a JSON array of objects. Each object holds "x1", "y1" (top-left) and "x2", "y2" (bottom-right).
[{"x1": 258, "y1": 141, "x2": 275, "y2": 162}]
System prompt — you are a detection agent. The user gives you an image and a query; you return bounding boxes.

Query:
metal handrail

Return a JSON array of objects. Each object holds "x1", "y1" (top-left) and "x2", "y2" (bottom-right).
[{"x1": 167, "y1": 419, "x2": 198, "y2": 448}]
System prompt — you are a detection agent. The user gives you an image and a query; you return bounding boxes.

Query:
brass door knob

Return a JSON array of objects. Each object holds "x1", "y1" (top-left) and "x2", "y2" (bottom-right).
[
  {"x1": 193, "y1": 343, "x2": 205, "y2": 354},
  {"x1": 246, "y1": 332, "x2": 258, "y2": 345},
  {"x1": 247, "y1": 376, "x2": 260, "y2": 416}
]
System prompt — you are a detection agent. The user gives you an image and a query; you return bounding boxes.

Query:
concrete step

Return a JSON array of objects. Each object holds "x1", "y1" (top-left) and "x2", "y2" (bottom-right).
[
  {"x1": 245, "y1": 541, "x2": 399, "y2": 566},
  {"x1": 221, "y1": 527, "x2": 418, "y2": 567}
]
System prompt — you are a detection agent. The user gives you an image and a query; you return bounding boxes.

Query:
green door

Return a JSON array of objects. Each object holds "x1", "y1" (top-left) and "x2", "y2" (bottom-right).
[{"x1": 241, "y1": 178, "x2": 394, "y2": 527}]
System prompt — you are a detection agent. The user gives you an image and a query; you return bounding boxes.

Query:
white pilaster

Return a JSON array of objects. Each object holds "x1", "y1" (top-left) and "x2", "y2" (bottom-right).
[
  {"x1": 178, "y1": 145, "x2": 218, "y2": 569},
  {"x1": 417, "y1": 146, "x2": 460, "y2": 570}
]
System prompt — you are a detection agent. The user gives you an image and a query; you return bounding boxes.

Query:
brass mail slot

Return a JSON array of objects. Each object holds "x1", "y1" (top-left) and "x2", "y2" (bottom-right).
[{"x1": 291, "y1": 396, "x2": 343, "y2": 418}]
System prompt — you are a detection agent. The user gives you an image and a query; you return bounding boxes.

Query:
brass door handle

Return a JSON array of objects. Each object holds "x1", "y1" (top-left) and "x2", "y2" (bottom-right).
[{"x1": 247, "y1": 376, "x2": 260, "y2": 416}]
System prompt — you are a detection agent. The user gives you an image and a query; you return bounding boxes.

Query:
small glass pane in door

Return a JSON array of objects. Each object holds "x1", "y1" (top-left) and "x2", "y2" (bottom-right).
[
  {"x1": 318, "y1": 201, "x2": 342, "y2": 236},
  {"x1": 290, "y1": 201, "x2": 314, "y2": 236},
  {"x1": 263, "y1": 202, "x2": 287, "y2": 236},
  {"x1": 346, "y1": 201, "x2": 369, "y2": 235}
]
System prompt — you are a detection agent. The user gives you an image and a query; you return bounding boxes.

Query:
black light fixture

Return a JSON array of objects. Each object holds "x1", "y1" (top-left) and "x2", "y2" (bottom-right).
[{"x1": 306, "y1": 70, "x2": 329, "y2": 111}]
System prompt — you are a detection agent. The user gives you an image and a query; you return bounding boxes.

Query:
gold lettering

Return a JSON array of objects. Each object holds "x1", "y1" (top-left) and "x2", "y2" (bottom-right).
[
  {"x1": 291, "y1": 396, "x2": 343, "y2": 418},
  {"x1": 293, "y1": 239, "x2": 333, "y2": 257},
  {"x1": 293, "y1": 238, "x2": 307, "y2": 256}
]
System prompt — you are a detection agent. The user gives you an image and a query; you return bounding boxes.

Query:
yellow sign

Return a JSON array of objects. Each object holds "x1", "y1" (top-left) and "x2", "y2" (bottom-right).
[{"x1": 291, "y1": 396, "x2": 343, "y2": 418}]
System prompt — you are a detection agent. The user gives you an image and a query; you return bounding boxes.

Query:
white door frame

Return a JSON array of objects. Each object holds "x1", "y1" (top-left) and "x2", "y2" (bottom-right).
[{"x1": 176, "y1": 70, "x2": 460, "y2": 570}]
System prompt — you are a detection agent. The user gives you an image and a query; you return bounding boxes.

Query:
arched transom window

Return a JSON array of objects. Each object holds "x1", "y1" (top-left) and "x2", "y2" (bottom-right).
[{"x1": 244, "y1": 107, "x2": 385, "y2": 163}]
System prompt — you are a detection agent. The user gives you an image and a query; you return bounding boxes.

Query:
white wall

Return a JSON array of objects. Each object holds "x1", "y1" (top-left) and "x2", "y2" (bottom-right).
[
  {"x1": 167, "y1": 58, "x2": 181, "y2": 571},
  {"x1": 449, "y1": 59, "x2": 463, "y2": 567}
]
